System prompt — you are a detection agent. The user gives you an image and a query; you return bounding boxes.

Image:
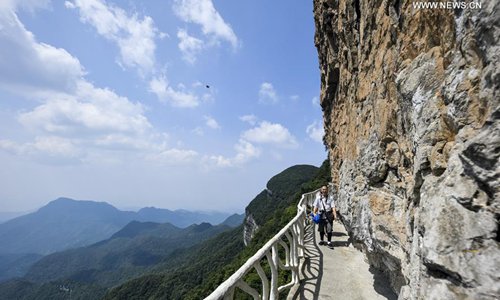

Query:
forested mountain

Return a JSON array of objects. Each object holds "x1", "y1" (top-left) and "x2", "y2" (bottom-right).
[
  {"x1": 0, "y1": 198, "x2": 231, "y2": 256},
  {"x1": 220, "y1": 213, "x2": 245, "y2": 227},
  {"x1": 24, "y1": 221, "x2": 230, "y2": 286},
  {"x1": 0, "y1": 161, "x2": 330, "y2": 300},
  {"x1": 0, "y1": 221, "x2": 231, "y2": 300},
  {"x1": 105, "y1": 162, "x2": 330, "y2": 300},
  {"x1": 0, "y1": 253, "x2": 42, "y2": 282},
  {"x1": 0, "y1": 198, "x2": 233, "y2": 284}
]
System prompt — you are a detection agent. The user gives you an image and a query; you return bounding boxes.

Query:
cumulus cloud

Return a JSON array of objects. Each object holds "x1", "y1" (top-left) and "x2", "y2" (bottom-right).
[
  {"x1": 7, "y1": 79, "x2": 177, "y2": 164},
  {"x1": 258, "y1": 82, "x2": 279, "y2": 104},
  {"x1": 239, "y1": 114, "x2": 257, "y2": 126},
  {"x1": 0, "y1": 10, "x2": 84, "y2": 96},
  {"x1": 173, "y1": 0, "x2": 238, "y2": 49},
  {"x1": 0, "y1": 136, "x2": 83, "y2": 165},
  {"x1": 177, "y1": 29, "x2": 204, "y2": 64},
  {"x1": 205, "y1": 139, "x2": 260, "y2": 168},
  {"x1": 0, "y1": 6, "x2": 202, "y2": 166},
  {"x1": 67, "y1": 0, "x2": 203, "y2": 107},
  {"x1": 233, "y1": 139, "x2": 260, "y2": 164},
  {"x1": 306, "y1": 120, "x2": 324, "y2": 143},
  {"x1": 242, "y1": 121, "x2": 298, "y2": 148},
  {"x1": 204, "y1": 115, "x2": 220, "y2": 129},
  {"x1": 65, "y1": 0, "x2": 161, "y2": 75},
  {"x1": 149, "y1": 76, "x2": 199, "y2": 108},
  {"x1": 19, "y1": 81, "x2": 151, "y2": 136}
]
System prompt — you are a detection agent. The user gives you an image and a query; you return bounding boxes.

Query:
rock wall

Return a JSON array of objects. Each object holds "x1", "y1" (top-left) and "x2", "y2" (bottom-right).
[
  {"x1": 314, "y1": 0, "x2": 499, "y2": 299},
  {"x1": 243, "y1": 213, "x2": 259, "y2": 246}
]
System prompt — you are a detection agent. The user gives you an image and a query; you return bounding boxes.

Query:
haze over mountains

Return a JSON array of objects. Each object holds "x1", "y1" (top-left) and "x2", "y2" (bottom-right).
[
  {"x1": 0, "y1": 163, "x2": 327, "y2": 299},
  {"x1": 0, "y1": 212, "x2": 30, "y2": 224},
  {"x1": 0, "y1": 197, "x2": 242, "y2": 284},
  {"x1": 24, "y1": 221, "x2": 232, "y2": 288},
  {"x1": 0, "y1": 197, "x2": 235, "y2": 256}
]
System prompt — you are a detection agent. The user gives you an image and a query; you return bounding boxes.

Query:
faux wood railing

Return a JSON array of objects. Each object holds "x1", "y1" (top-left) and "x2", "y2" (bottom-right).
[{"x1": 205, "y1": 188, "x2": 320, "y2": 300}]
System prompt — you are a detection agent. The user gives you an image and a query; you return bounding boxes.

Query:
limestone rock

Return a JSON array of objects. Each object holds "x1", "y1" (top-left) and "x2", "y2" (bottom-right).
[
  {"x1": 243, "y1": 213, "x2": 259, "y2": 246},
  {"x1": 314, "y1": 0, "x2": 499, "y2": 298}
]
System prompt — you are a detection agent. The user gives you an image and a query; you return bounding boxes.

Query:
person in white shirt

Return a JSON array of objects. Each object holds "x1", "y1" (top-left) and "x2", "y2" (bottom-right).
[{"x1": 313, "y1": 185, "x2": 337, "y2": 248}]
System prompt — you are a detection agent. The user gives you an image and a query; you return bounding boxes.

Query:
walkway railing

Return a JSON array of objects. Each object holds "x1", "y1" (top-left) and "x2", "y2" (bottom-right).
[{"x1": 205, "y1": 188, "x2": 320, "y2": 300}]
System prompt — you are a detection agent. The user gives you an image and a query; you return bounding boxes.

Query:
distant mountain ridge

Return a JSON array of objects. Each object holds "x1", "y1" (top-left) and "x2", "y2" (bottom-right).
[
  {"x1": 220, "y1": 213, "x2": 245, "y2": 227},
  {"x1": 0, "y1": 211, "x2": 29, "y2": 224},
  {"x1": 105, "y1": 163, "x2": 328, "y2": 299},
  {"x1": 135, "y1": 206, "x2": 231, "y2": 228},
  {"x1": 24, "y1": 221, "x2": 231, "y2": 288},
  {"x1": 0, "y1": 197, "x2": 233, "y2": 256},
  {"x1": 0, "y1": 162, "x2": 330, "y2": 299}
]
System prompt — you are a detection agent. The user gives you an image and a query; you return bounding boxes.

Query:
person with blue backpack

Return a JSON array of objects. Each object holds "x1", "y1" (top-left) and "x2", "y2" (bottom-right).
[{"x1": 313, "y1": 185, "x2": 337, "y2": 248}]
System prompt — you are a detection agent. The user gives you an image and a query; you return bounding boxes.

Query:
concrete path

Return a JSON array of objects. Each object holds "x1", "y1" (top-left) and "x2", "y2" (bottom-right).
[{"x1": 288, "y1": 222, "x2": 397, "y2": 300}]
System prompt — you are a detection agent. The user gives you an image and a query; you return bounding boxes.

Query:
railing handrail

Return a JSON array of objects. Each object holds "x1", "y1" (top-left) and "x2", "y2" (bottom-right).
[{"x1": 205, "y1": 188, "x2": 321, "y2": 300}]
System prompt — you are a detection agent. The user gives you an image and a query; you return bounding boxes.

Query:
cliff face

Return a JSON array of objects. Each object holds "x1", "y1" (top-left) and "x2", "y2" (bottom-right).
[
  {"x1": 314, "y1": 0, "x2": 499, "y2": 299},
  {"x1": 243, "y1": 213, "x2": 259, "y2": 246}
]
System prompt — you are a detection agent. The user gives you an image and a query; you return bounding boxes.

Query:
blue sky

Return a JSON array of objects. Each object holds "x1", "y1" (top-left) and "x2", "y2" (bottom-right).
[{"x1": 0, "y1": 0, "x2": 325, "y2": 213}]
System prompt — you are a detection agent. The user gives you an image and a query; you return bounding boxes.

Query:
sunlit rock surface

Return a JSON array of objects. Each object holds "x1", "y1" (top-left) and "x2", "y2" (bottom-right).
[{"x1": 314, "y1": 0, "x2": 499, "y2": 298}]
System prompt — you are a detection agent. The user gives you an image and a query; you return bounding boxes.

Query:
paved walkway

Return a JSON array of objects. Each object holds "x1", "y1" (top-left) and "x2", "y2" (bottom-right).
[{"x1": 288, "y1": 222, "x2": 397, "y2": 300}]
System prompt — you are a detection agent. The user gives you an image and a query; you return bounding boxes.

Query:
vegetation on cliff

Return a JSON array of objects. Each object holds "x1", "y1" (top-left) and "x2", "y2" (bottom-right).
[{"x1": 105, "y1": 161, "x2": 331, "y2": 299}]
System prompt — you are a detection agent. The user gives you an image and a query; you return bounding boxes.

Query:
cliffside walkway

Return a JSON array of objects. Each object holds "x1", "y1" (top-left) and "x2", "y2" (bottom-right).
[
  {"x1": 206, "y1": 188, "x2": 397, "y2": 300},
  {"x1": 288, "y1": 221, "x2": 397, "y2": 300}
]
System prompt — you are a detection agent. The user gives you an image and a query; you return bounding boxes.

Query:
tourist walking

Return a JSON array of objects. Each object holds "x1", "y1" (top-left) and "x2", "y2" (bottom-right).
[{"x1": 313, "y1": 185, "x2": 337, "y2": 248}]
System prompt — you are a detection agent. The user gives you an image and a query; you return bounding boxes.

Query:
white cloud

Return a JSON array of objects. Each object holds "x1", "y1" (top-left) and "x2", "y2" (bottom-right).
[
  {"x1": 67, "y1": 0, "x2": 206, "y2": 108},
  {"x1": 242, "y1": 121, "x2": 298, "y2": 148},
  {"x1": 148, "y1": 148, "x2": 199, "y2": 165},
  {"x1": 204, "y1": 115, "x2": 220, "y2": 129},
  {"x1": 0, "y1": 10, "x2": 84, "y2": 96},
  {"x1": 205, "y1": 139, "x2": 260, "y2": 168},
  {"x1": 177, "y1": 29, "x2": 204, "y2": 64},
  {"x1": 19, "y1": 81, "x2": 151, "y2": 136},
  {"x1": 239, "y1": 114, "x2": 257, "y2": 126},
  {"x1": 258, "y1": 82, "x2": 279, "y2": 104},
  {"x1": 0, "y1": 3, "x2": 205, "y2": 167},
  {"x1": 173, "y1": 0, "x2": 238, "y2": 49},
  {"x1": 149, "y1": 76, "x2": 199, "y2": 108},
  {"x1": 290, "y1": 95, "x2": 299, "y2": 101},
  {"x1": 306, "y1": 120, "x2": 324, "y2": 143},
  {"x1": 7, "y1": 79, "x2": 171, "y2": 164},
  {"x1": 0, "y1": 136, "x2": 82, "y2": 164},
  {"x1": 66, "y1": 0, "x2": 160, "y2": 75},
  {"x1": 32, "y1": 136, "x2": 81, "y2": 158},
  {"x1": 205, "y1": 154, "x2": 232, "y2": 168},
  {"x1": 233, "y1": 139, "x2": 260, "y2": 164}
]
